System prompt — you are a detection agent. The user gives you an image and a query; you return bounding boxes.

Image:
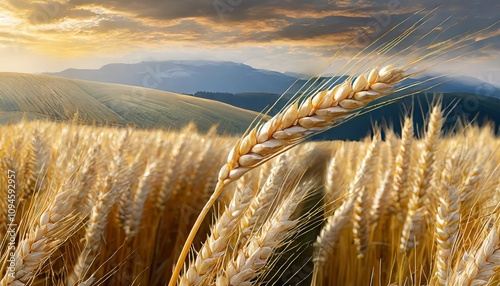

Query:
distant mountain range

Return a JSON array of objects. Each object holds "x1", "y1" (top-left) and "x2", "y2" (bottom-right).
[
  {"x1": 46, "y1": 60, "x2": 499, "y2": 98},
  {"x1": 46, "y1": 61, "x2": 297, "y2": 94}
]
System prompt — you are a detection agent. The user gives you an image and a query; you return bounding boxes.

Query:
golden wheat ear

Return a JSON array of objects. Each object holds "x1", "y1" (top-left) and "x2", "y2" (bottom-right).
[
  {"x1": 400, "y1": 103, "x2": 444, "y2": 253},
  {"x1": 168, "y1": 64, "x2": 411, "y2": 285},
  {"x1": 452, "y1": 218, "x2": 500, "y2": 285},
  {"x1": 0, "y1": 186, "x2": 82, "y2": 286}
]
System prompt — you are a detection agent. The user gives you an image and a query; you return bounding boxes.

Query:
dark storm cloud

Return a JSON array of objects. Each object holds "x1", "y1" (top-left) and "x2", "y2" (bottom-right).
[
  {"x1": 64, "y1": 0, "x2": 399, "y2": 22},
  {"x1": 271, "y1": 16, "x2": 367, "y2": 40}
]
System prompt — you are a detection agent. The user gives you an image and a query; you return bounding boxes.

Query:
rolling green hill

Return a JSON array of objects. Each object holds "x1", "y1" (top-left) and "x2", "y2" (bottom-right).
[{"x1": 0, "y1": 73, "x2": 261, "y2": 134}]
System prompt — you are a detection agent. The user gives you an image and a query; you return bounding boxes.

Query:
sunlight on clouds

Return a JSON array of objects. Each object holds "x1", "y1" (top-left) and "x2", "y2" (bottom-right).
[
  {"x1": 85, "y1": 6, "x2": 113, "y2": 15},
  {"x1": 0, "y1": 10, "x2": 23, "y2": 27},
  {"x1": 0, "y1": 0, "x2": 495, "y2": 79},
  {"x1": 33, "y1": 17, "x2": 100, "y2": 31}
]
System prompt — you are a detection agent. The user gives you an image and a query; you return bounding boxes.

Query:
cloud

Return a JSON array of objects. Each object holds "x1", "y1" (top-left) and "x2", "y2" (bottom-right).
[{"x1": 0, "y1": 0, "x2": 497, "y2": 77}]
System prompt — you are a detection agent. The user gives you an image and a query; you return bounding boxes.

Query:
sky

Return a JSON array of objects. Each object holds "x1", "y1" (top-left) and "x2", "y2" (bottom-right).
[{"x1": 0, "y1": 0, "x2": 498, "y2": 82}]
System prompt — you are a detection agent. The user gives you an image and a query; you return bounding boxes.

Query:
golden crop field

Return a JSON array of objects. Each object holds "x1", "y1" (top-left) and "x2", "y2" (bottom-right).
[{"x1": 0, "y1": 103, "x2": 499, "y2": 285}]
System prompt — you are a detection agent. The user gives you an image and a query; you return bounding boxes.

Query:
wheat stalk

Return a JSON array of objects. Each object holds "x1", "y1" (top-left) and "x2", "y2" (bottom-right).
[
  {"x1": 369, "y1": 169, "x2": 392, "y2": 225},
  {"x1": 178, "y1": 187, "x2": 253, "y2": 286},
  {"x1": 217, "y1": 177, "x2": 315, "y2": 286},
  {"x1": 125, "y1": 161, "x2": 157, "y2": 238},
  {"x1": 390, "y1": 117, "x2": 414, "y2": 222},
  {"x1": 169, "y1": 65, "x2": 409, "y2": 285},
  {"x1": 0, "y1": 188, "x2": 80, "y2": 286},
  {"x1": 313, "y1": 194, "x2": 357, "y2": 266},
  {"x1": 238, "y1": 155, "x2": 287, "y2": 246},
  {"x1": 401, "y1": 104, "x2": 444, "y2": 252},
  {"x1": 433, "y1": 156, "x2": 460, "y2": 286},
  {"x1": 454, "y1": 221, "x2": 500, "y2": 285}
]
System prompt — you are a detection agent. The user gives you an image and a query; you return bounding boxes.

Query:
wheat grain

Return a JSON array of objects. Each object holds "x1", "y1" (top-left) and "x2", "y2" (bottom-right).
[
  {"x1": 115, "y1": 147, "x2": 145, "y2": 229},
  {"x1": 66, "y1": 147, "x2": 129, "y2": 286},
  {"x1": 155, "y1": 129, "x2": 190, "y2": 214},
  {"x1": 459, "y1": 156, "x2": 486, "y2": 220},
  {"x1": 184, "y1": 126, "x2": 218, "y2": 198},
  {"x1": 219, "y1": 67, "x2": 405, "y2": 186},
  {"x1": 313, "y1": 194, "x2": 357, "y2": 265},
  {"x1": 324, "y1": 155, "x2": 341, "y2": 216},
  {"x1": 18, "y1": 129, "x2": 50, "y2": 200},
  {"x1": 348, "y1": 133, "x2": 380, "y2": 195},
  {"x1": 75, "y1": 145, "x2": 100, "y2": 213},
  {"x1": 369, "y1": 169, "x2": 392, "y2": 225}
]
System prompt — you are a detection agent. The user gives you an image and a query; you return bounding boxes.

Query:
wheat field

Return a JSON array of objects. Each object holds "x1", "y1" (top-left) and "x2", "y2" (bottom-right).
[
  {"x1": 1, "y1": 10, "x2": 499, "y2": 286},
  {"x1": 0, "y1": 101, "x2": 499, "y2": 285}
]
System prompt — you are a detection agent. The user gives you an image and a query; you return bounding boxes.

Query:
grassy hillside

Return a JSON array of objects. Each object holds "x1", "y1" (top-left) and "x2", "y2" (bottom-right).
[{"x1": 0, "y1": 73, "x2": 260, "y2": 134}]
